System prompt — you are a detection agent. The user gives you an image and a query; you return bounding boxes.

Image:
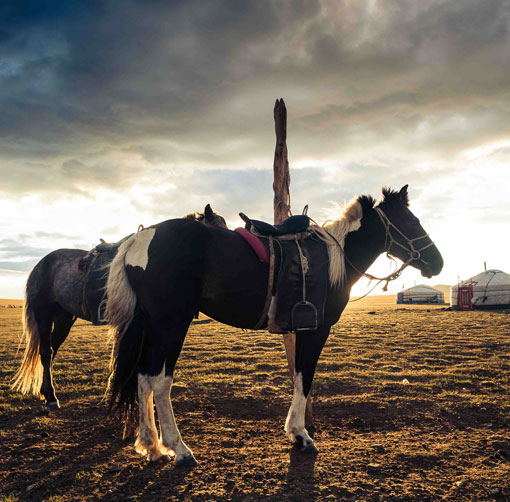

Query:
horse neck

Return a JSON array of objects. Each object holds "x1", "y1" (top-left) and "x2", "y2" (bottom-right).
[{"x1": 343, "y1": 214, "x2": 385, "y2": 287}]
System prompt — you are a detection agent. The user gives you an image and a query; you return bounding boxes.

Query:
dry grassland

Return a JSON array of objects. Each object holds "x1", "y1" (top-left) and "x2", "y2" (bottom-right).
[{"x1": 0, "y1": 298, "x2": 509, "y2": 501}]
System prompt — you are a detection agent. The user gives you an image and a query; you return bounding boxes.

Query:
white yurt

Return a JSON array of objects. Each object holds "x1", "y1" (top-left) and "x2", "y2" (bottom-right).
[
  {"x1": 451, "y1": 269, "x2": 510, "y2": 310},
  {"x1": 396, "y1": 285, "x2": 445, "y2": 304}
]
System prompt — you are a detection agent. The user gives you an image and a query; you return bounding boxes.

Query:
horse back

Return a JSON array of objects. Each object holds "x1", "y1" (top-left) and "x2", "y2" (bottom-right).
[{"x1": 127, "y1": 219, "x2": 270, "y2": 329}]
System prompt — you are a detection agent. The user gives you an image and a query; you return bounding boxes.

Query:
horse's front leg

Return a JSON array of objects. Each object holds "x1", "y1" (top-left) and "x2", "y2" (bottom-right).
[
  {"x1": 285, "y1": 325, "x2": 330, "y2": 453},
  {"x1": 283, "y1": 333, "x2": 315, "y2": 433}
]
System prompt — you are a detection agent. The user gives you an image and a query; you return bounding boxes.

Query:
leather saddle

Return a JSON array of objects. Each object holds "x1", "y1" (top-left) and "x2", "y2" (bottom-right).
[
  {"x1": 237, "y1": 210, "x2": 328, "y2": 333},
  {"x1": 94, "y1": 233, "x2": 133, "y2": 253},
  {"x1": 239, "y1": 213, "x2": 310, "y2": 236},
  {"x1": 80, "y1": 233, "x2": 134, "y2": 325}
]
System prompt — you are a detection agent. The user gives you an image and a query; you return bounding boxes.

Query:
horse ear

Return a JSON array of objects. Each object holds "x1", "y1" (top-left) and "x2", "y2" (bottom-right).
[
  {"x1": 204, "y1": 204, "x2": 213, "y2": 219},
  {"x1": 399, "y1": 185, "x2": 409, "y2": 205}
]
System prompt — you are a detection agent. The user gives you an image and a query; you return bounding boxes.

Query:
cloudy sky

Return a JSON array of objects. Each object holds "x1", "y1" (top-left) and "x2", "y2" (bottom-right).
[{"x1": 1, "y1": 0, "x2": 509, "y2": 299}]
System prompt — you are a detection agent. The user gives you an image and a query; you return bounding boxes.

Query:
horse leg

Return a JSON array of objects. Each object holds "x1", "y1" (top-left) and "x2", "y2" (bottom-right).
[
  {"x1": 36, "y1": 308, "x2": 59, "y2": 409},
  {"x1": 284, "y1": 325, "x2": 330, "y2": 453},
  {"x1": 135, "y1": 373, "x2": 164, "y2": 462},
  {"x1": 283, "y1": 333, "x2": 315, "y2": 433},
  {"x1": 145, "y1": 321, "x2": 197, "y2": 467},
  {"x1": 51, "y1": 312, "x2": 76, "y2": 359},
  {"x1": 40, "y1": 312, "x2": 76, "y2": 409}
]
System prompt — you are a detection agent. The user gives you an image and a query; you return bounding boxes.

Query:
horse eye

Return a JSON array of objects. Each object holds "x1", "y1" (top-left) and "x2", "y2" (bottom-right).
[{"x1": 412, "y1": 218, "x2": 420, "y2": 225}]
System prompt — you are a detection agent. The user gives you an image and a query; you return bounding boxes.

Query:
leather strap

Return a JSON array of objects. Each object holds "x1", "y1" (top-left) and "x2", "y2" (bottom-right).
[
  {"x1": 254, "y1": 236, "x2": 275, "y2": 330},
  {"x1": 81, "y1": 252, "x2": 99, "y2": 320}
]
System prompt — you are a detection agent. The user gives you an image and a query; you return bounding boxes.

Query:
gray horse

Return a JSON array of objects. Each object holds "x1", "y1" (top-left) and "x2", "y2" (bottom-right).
[{"x1": 12, "y1": 204, "x2": 226, "y2": 409}]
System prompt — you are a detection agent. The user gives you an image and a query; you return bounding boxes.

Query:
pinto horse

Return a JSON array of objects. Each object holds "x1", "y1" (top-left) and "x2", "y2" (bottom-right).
[
  {"x1": 12, "y1": 205, "x2": 226, "y2": 409},
  {"x1": 105, "y1": 186, "x2": 443, "y2": 466}
]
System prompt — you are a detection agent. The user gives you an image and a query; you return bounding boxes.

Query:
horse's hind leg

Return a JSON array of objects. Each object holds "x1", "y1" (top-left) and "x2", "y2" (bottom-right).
[
  {"x1": 135, "y1": 374, "x2": 163, "y2": 462},
  {"x1": 41, "y1": 311, "x2": 76, "y2": 409},
  {"x1": 143, "y1": 321, "x2": 197, "y2": 467},
  {"x1": 51, "y1": 311, "x2": 76, "y2": 359},
  {"x1": 36, "y1": 307, "x2": 60, "y2": 409}
]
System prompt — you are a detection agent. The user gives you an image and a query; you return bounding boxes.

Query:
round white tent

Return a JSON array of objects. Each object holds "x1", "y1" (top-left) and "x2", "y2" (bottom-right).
[
  {"x1": 396, "y1": 285, "x2": 445, "y2": 304},
  {"x1": 451, "y1": 269, "x2": 510, "y2": 310}
]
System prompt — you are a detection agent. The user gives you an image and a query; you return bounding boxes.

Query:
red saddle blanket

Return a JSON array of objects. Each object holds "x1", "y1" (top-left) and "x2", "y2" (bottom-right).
[{"x1": 235, "y1": 228, "x2": 269, "y2": 263}]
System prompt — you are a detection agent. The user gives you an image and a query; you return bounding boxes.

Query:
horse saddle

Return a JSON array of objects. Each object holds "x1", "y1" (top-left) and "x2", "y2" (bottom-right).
[
  {"x1": 94, "y1": 233, "x2": 133, "y2": 253},
  {"x1": 80, "y1": 233, "x2": 134, "y2": 325},
  {"x1": 239, "y1": 213, "x2": 310, "y2": 236},
  {"x1": 237, "y1": 212, "x2": 329, "y2": 333}
]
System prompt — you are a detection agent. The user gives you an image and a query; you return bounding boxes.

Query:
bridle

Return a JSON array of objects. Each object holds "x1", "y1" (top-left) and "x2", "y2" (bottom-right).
[
  {"x1": 374, "y1": 207, "x2": 435, "y2": 267},
  {"x1": 322, "y1": 205, "x2": 436, "y2": 296}
]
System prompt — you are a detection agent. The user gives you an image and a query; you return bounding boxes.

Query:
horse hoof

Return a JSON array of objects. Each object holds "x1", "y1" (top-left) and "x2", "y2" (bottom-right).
[
  {"x1": 300, "y1": 442, "x2": 319, "y2": 454},
  {"x1": 294, "y1": 435, "x2": 318, "y2": 454},
  {"x1": 175, "y1": 453, "x2": 198, "y2": 467},
  {"x1": 46, "y1": 401, "x2": 60, "y2": 411},
  {"x1": 147, "y1": 451, "x2": 169, "y2": 463}
]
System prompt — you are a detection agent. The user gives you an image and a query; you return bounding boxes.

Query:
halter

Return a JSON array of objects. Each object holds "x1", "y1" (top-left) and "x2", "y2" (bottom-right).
[
  {"x1": 374, "y1": 207, "x2": 435, "y2": 266},
  {"x1": 321, "y1": 206, "x2": 436, "y2": 296}
]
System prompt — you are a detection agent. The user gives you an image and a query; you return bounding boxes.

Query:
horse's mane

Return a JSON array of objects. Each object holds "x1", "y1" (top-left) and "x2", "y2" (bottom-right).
[
  {"x1": 314, "y1": 187, "x2": 408, "y2": 286},
  {"x1": 313, "y1": 197, "x2": 365, "y2": 287},
  {"x1": 183, "y1": 211, "x2": 203, "y2": 221}
]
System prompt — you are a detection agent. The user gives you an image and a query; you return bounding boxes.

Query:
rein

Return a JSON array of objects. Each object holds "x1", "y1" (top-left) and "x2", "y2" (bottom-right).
[{"x1": 320, "y1": 206, "x2": 436, "y2": 297}]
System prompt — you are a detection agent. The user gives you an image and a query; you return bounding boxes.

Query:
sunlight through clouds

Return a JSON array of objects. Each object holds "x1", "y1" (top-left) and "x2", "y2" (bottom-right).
[{"x1": 1, "y1": 0, "x2": 509, "y2": 298}]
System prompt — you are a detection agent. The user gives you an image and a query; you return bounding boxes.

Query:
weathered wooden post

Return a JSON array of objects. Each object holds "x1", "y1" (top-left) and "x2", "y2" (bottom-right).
[
  {"x1": 273, "y1": 99, "x2": 291, "y2": 225},
  {"x1": 272, "y1": 98, "x2": 314, "y2": 430}
]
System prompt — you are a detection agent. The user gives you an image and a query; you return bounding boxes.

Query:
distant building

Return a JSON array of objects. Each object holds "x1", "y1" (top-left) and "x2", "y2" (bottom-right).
[
  {"x1": 396, "y1": 285, "x2": 445, "y2": 305},
  {"x1": 451, "y1": 269, "x2": 510, "y2": 310}
]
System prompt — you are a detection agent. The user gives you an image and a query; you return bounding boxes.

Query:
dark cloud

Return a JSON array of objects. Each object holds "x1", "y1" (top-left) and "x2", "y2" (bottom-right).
[
  {"x1": 1, "y1": 0, "x2": 509, "y2": 196},
  {"x1": 0, "y1": 235, "x2": 92, "y2": 273},
  {"x1": 0, "y1": 259, "x2": 39, "y2": 272},
  {"x1": 130, "y1": 163, "x2": 440, "y2": 226}
]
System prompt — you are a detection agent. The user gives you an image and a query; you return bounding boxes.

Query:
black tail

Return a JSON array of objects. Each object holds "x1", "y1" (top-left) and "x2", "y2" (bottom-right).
[{"x1": 107, "y1": 305, "x2": 145, "y2": 431}]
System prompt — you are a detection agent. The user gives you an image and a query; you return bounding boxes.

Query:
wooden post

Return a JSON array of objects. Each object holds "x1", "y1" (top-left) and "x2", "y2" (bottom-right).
[
  {"x1": 273, "y1": 99, "x2": 291, "y2": 225},
  {"x1": 272, "y1": 98, "x2": 314, "y2": 431}
]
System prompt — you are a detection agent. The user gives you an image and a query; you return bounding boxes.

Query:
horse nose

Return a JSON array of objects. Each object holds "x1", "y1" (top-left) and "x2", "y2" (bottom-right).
[{"x1": 432, "y1": 249, "x2": 444, "y2": 275}]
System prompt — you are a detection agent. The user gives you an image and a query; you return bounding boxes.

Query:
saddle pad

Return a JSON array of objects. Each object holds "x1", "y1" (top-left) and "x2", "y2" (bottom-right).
[
  {"x1": 275, "y1": 234, "x2": 329, "y2": 331},
  {"x1": 235, "y1": 228, "x2": 269, "y2": 263}
]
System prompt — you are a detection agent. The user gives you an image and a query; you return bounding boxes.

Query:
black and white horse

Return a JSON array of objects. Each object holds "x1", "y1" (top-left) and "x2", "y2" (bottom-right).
[
  {"x1": 105, "y1": 186, "x2": 443, "y2": 466},
  {"x1": 12, "y1": 205, "x2": 226, "y2": 409}
]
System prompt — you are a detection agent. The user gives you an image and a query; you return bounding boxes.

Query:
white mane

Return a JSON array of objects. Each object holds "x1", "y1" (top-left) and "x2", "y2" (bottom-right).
[{"x1": 313, "y1": 199, "x2": 363, "y2": 287}]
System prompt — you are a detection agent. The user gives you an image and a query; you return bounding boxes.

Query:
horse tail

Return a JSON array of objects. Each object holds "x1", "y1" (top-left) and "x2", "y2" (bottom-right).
[
  {"x1": 104, "y1": 235, "x2": 143, "y2": 426},
  {"x1": 12, "y1": 271, "x2": 43, "y2": 395}
]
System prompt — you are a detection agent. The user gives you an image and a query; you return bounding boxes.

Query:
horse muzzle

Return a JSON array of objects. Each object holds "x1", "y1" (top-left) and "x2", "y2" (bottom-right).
[{"x1": 420, "y1": 251, "x2": 444, "y2": 278}]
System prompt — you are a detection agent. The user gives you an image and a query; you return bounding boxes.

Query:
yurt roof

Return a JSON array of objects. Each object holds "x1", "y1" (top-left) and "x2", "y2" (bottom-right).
[
  {"x1": 399, "y1": 284, "x2": 442, "y2": 294},
  {"x1": 453, "y1": 269, "x2": 510, "y2": 291}
]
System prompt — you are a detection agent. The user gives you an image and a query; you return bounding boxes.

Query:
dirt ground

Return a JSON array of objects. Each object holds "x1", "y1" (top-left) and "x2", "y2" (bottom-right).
[{"x1": 0, "y1": 298, "x2": 509, "y2": 501}]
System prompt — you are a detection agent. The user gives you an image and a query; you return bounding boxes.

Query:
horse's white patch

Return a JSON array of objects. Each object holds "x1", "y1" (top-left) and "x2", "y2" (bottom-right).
[
  {"x1": 285, "y1": 371, "x2": 315, "y2": 449},
  {"x1": 135, "y1": 373, "x2": 162, "y2": 461},
  {"x1": 125, "y1": 228, "x2": 156, "y2": 270},
  {"x1": 318, "y1": 199, "x2": 363, "y2": 287},
  {"x1": 149, "y1": 364, "x2": 196, "y2": 464},
  {"x1": 285, "y1": 371, "x2": 307, "y2": 438}
]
